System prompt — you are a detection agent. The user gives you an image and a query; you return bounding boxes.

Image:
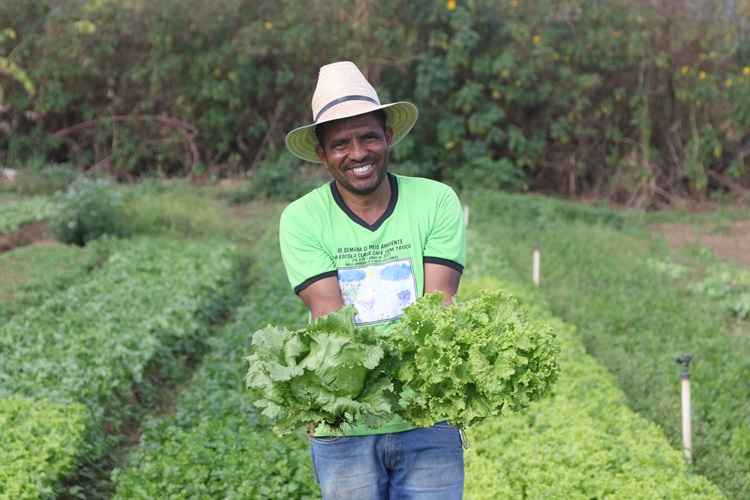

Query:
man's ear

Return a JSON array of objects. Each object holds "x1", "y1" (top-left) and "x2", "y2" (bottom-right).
[{"x1": 385, "y1": 127, "x2": 394, "y2": 146}]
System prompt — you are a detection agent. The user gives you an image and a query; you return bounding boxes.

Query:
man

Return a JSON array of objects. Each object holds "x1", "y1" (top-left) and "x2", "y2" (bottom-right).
[{"x1": 280, "y1": 61, "x2": 467, "y2": 500}]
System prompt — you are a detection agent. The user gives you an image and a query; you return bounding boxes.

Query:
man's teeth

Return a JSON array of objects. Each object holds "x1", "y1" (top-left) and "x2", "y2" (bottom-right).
[{"x1": 352, "y1": 164, "x2": 372, "y2": 174}]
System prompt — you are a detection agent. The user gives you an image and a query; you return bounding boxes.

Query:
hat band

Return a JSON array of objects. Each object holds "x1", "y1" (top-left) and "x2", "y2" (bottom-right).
[{"x1": 314, "y1": 95, "x2": 379, "y2": 123}]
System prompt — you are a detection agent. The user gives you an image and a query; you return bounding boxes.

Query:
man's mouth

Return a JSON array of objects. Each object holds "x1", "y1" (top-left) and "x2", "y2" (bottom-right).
[{"x1": 349, "y1": 163, "x2": 374, "y2": 177}]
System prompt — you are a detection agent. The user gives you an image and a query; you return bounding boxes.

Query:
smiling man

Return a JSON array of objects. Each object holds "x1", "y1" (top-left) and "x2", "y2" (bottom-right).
[{"x1": 279, "y1": 61, "x2": 467, "y2": 500}]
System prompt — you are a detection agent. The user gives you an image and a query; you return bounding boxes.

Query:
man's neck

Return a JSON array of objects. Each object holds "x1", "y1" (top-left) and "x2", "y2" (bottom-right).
[{"x1": 336, "y1": 175, "x2": 392, "y2": 225}]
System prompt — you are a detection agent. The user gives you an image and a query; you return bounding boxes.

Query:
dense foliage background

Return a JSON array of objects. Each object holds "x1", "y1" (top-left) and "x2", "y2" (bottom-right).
[{"x1": 2, "y1": 0, "x2": 750, "y2": 205}]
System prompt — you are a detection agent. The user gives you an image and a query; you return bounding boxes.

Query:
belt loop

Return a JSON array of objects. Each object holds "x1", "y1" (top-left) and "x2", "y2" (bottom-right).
[{"x1": 459, "y1": 427, "x2": 470, "y2": 449}]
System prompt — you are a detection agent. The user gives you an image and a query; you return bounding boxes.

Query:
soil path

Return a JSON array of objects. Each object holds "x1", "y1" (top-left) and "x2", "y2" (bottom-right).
[
  {"x1": 0, "y1": 222, "x2": 54, "y2": 254},
  {"x1": 653, "y1": 220, "x2": 750, "y2": 268}
]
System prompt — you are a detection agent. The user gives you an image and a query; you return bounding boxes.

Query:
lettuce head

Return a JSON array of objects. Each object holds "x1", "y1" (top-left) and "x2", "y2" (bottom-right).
[
  {"x1": 245, "y1": 307, "x2": 395, "y2": 435},
  {"x1": 386, "y1": 290, "x2": 560, "y2": 428}
]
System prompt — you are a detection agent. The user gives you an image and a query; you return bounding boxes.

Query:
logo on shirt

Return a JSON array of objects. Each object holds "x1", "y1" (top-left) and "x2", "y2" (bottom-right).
[{"x1": 338, "y1": 258, "x2": 417, "y2": 325}]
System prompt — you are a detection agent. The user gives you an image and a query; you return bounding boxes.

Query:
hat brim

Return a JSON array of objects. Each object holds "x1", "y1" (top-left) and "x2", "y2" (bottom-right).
[{"x1": 285, "y1": 101, "x2": 418, "y2": 163}]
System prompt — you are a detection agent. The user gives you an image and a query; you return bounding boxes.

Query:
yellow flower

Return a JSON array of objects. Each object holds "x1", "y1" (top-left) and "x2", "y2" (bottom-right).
[
  {"x1": 511, "y1": 0, "x2": 519, "y2": 8},
  {"x1": 532, "y1": 35, "x2": 541, "y2": 45},
  {"x1": 743, "y1": 66, "x2": 750, "y2": 76},
  {"x1": 725, "y1": 78, "x2": 733, "y2": 87},
  {"x1": 447, "y1": 0, "x2": 457, "y2": 11},
  {"x1": 698, "y1": 71, "x2": 707, "y2": 80},
  {"x1": 491, "y1": 90, "x2": 502, "y2": 100},
  {"x1": 680, "y1": 66, "x2": 689, "y2": 76},
  {"x1": 73, "y1": 20, "x2": 97, "y2": 35},
  {"x1": 264, "y1": 20, "x2": 273, "y2": 30}
]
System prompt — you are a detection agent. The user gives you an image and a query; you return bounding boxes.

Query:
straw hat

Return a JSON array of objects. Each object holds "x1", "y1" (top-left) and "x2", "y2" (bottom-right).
[{"x1": 285, "y1": 61, "x2": 418, "y2": 163}]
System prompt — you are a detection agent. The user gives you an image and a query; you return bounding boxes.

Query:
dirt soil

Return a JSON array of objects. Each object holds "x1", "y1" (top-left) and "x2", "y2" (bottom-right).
[
  {"x1": 0, "y1": 222, "x2": 54, "y2": 254},
  {"x1": 653, "y1": 220, "x2": 750, "y2": 268}
]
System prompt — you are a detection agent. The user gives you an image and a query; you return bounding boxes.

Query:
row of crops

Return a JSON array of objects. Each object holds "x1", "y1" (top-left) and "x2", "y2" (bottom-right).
[
  {"x1": 0, "y1": 193, "x2": 733, "y2": 499},
  {"x1": 0, "y1": 237, "x2": 240, "y2": 499},
  {"x1": 0, "y1": 196, "x2": 55, "y2": 235},
  {"x1": 464, "y1": 190, "x2": 750, "y2": 498}
]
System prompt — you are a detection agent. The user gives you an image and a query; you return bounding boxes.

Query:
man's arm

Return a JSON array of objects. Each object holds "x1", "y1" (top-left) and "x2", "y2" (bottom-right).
[
  {"x1": 424, "y1": 262, "x2": 461, "y2": 305},
  {"x1": 298, "y1": 276, "x2": 345, "y2": 320}
]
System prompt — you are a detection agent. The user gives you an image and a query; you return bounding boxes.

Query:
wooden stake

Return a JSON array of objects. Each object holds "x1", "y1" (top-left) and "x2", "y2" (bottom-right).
[
  {"x1": 533, "y1": 246, "x2": 541, "y2": 287},
  {"x1": 463, "y1": 204, "x2": 470, "y2": 227}
]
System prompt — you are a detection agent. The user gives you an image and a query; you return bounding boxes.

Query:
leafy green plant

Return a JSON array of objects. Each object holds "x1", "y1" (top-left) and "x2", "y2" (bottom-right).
[
  {"x1": 689, "y1": 264, "x2": 750, "y2": 320},
  {"x1": 386, "y1": 290, "x2": 559, "y2": 428},
  {"x1": 50, "y1": 177, "x2": 127, "y2": 245},
  {"x1": 246, "y1": 307, "x2": 395, "y2": 435},
  {"x1": 226, "y1": 153, "x2": 327, "y2": 203},
  {"x1": 0, "y1": 195, "x2": 55, "y2": 234},
  {"x1": 0, "y1": 397, "x2": 91, "y2": 500},
  {"x1": 0, "y1": 243, "x2": 98, "y2": 323},
  {"x1": 112, "y1": 418, "x2": 318, "y2": 500}
]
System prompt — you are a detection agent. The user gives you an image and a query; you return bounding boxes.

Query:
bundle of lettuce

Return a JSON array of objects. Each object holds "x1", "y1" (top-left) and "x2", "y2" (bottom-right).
[
  {"x1": 385, "y1": 290, "x2": 559, "y2": 428},
  {"x1": 245, "y1": 308, "x2": 396, "y2": 435},
  {"x1": 245, "y1": 290, "x2": 559, "y2": 435}
]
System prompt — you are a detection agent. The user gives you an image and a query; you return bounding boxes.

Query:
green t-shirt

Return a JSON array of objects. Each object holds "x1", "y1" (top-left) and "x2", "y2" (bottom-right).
[{"x1": 278, "y1": 173, "x2": 467, "y2": 435}]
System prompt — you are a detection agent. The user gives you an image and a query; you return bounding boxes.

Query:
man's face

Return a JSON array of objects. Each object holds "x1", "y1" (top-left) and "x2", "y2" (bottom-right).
[{"x1": 315, "y1": 112, "x2": 393, "y2": 197}]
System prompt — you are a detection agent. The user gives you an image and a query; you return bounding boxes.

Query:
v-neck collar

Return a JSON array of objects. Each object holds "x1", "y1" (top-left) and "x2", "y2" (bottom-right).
[{"x1": 330, "y1": 173, "x2": 398, "y2": 232}]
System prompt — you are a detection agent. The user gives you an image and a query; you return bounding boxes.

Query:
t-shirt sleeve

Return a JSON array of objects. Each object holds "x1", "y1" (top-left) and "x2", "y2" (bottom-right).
[
  {"x1": 279, "y1": 204, "x2": 337, "y2": 294},
  {"x1": 423, "y1": 186, "x2": 466, "y2": 272}
]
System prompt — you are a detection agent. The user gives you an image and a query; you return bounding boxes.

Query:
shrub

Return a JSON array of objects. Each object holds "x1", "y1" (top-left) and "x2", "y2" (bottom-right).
[
  {"x1": 50, "y1": 177, "x2": 126, "y2": 245},
  {"x1": 225, "y1": 153, "x2": 327, "y2": 203}
]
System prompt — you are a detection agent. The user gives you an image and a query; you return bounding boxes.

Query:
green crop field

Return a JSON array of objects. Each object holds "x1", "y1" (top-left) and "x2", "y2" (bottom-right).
[
  {"x1": 0, "y1": 183, "x2": 746, "y2": 499},
  {"x1": 0, "y1": 196, "x2": 55, "y2": 235}
]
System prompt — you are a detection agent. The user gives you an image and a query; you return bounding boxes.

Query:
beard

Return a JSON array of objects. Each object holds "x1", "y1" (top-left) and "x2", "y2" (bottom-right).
[{"x1": 331, "y1": 158, "x2": 388, "y2": 197}]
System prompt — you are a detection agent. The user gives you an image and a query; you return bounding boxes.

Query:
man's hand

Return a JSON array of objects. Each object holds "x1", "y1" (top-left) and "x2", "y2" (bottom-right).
[
  {"x1": 299, "y1": 276, "x2": 345, "y2": 320},
  {"x1": 424, "y1": 262, "x2": 461, "y2": 305}
]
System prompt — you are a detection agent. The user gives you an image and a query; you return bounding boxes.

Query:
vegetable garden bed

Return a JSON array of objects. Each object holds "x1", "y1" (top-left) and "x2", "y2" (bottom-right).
[
  {"x1": 0, "y1": 196, "x2": 55, "y2": 235},
  {"x1": 0, "y1": 237, "x2": 239, "y2": 499}
]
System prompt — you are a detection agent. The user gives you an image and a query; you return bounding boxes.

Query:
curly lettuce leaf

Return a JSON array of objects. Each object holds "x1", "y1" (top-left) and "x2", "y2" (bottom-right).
[{"x1": 387, "y1": 290, "x2": 560, "y2": 428}]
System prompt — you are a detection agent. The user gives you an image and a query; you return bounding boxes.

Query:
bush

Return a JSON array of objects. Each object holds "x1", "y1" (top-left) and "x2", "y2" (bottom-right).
[
  {"x1": 50, "y1": 177, "x2": 126, "y2": 245},
  {"x1": 3, "y1": 0, "x2": 749, "y2": 203},
  {"x1": 225, "y1": 153, "x2": 327, "y2": 203}
]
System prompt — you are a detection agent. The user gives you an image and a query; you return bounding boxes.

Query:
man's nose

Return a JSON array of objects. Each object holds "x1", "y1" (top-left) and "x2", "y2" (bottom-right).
[{"x1": 349, "y1": 139, "x2": 367, "y2": 161}]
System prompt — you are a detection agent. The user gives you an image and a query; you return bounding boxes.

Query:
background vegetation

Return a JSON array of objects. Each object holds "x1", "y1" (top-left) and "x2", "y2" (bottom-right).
[{"x1": 2, "y1": 0, "x2": 750, "y2": 205}]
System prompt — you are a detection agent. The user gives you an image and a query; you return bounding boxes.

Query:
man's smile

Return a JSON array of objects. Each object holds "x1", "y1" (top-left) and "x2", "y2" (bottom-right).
[{"x1": 348, "y1": 163, "x2": 375, "y2": 178}]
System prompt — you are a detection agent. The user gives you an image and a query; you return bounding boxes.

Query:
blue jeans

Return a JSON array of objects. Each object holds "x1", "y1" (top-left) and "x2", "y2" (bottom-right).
[{"x1": 309, "y1": 422, "x2": 464, "y2": 500}]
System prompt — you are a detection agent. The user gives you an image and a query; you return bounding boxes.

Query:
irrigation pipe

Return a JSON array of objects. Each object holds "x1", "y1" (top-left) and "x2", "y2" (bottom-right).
[{"x1": 676, "y1": 353, "x2": 694, "y2": 464}]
